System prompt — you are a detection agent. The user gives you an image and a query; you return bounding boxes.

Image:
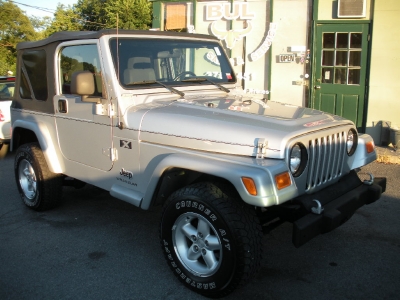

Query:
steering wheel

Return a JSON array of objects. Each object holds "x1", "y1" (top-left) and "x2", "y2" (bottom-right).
[{"x1": 173, "y1": 71, "x2": 196, "y2": 81}]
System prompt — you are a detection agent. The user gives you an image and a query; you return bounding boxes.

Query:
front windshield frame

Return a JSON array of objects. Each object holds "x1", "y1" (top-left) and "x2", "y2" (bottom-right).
[{"x1": 109, "y1": 37, "x2": 236, "y2": 89}]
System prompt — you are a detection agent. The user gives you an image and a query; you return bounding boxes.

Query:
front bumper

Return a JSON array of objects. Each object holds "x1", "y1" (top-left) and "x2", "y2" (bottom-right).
[{"x1": 292, "y1": 170, "x2": 386, "y2": 248}]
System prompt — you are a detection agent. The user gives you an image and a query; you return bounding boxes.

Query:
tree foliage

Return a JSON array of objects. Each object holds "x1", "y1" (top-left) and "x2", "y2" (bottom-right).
[
  {"x1": 104, "y1": 0, "x2": 152, "y2": 30},
  {"x1": 0, "y1": 0, "x2": 37, "y2": 75},
  {"x1": 44, "y1": 4, "x2": 82, "y2": 36},
  {"x1": 30, "y1": 16, "x2": 52, "y2": 33},
  {"x1": 0, "y1": 0, "x2": 154, "y2": 75},
  {"x1": 75, "y1": 0, "x2": 152, "y2": 30},
  {"x1": 75, "y1": 0, "x2": 108, "y2": 31}
]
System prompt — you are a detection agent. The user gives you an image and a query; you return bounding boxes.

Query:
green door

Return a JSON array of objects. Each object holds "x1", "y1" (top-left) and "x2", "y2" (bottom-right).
[{"x1": 311, "y1": 23, "x2": 369, "y2": 130}]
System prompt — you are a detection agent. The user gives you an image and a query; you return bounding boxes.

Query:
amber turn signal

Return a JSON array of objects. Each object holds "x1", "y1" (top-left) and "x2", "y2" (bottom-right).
[
  {"x1": 275, "y1": 172, "x2": 291, "y2": 190},
  {"x1": 366, "y1": 141, "x2": 375, "y2": 153},
  {"x1": 241, "y1": 177, "x2": 257, "y2": 196}
]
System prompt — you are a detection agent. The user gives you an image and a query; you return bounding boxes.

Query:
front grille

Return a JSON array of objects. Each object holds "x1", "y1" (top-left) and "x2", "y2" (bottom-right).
[{"x1": 306, "y1": 131, "x2": 346, "y2": 191}]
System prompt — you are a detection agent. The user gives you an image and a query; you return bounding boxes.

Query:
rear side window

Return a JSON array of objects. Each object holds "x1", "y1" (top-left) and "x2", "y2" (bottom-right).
[{"x1": 21, "y1": 50, "x2": 48, "y2": 100}]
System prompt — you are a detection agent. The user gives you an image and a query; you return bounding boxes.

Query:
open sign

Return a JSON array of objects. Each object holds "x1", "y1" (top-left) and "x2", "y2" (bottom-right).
[{"x1": 279, "y1": 54, "x2": 295, "y2": 63}]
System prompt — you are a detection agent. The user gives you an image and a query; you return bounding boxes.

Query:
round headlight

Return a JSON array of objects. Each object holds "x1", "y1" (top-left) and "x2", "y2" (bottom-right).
[
  {"x1": 289, "y1": 143, "x2": 307, "y2": 177},
  {"x1": 346, "y1": 128, "x2": 358, "y2": 156}
]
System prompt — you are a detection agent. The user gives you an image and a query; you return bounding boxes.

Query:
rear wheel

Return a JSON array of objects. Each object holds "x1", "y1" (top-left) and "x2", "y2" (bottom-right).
[
  {"x1": 14, "y1": 143, "x2": 63, "y2": 211},
  {"x1": 160, "y1": 182, "x2": 263, "y2": 298}
]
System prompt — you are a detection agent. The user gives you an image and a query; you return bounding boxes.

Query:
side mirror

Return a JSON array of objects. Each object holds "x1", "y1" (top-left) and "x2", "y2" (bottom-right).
[{"x1": 71, "y1": 71, "x2": 100, "y2": 103}]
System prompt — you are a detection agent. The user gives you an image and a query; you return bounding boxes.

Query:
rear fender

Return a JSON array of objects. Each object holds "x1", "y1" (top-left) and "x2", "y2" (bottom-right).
[{"x1": 11, "y1": 120, "x2": 64, "y2": 173}]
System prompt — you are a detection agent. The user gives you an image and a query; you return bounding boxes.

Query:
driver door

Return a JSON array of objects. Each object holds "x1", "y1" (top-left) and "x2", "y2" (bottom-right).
[{"x1": 55, "y1": 43, "x2": 114, "y2": 171}]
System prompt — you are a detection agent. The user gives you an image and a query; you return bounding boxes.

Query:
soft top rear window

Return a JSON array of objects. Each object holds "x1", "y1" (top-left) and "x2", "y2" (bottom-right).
[{"x1": 21, "y1": 49, "x2": 48, "y2": 101}]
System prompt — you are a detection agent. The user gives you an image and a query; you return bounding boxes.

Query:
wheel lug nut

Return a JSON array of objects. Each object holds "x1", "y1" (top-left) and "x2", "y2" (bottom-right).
[
  {"x1": 198, "y1": 233, "x2": 203, "y2": 239},
  {"x1": 194, "y1": 245, "x2": 199, "y2": 252},
  {"x1": 202, "y1": 249, "x2": 206, "y2": 255}
]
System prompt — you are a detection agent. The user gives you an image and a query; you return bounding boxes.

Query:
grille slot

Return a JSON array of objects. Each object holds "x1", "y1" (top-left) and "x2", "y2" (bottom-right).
[{"x1": 306, "y1": 131, "x2": 346, "y2": 191}]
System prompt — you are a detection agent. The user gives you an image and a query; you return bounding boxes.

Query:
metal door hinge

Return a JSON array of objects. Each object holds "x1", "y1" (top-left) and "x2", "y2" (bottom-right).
[
  {"x1": 111, "y1": 148, "x2": 118, "y2": 161},
  {"x1": 103, "y1": 148, "x2": 118, "y2": 161},
  {"x1": 95, "y1": 102, "x2": 115, "y2": 118}
]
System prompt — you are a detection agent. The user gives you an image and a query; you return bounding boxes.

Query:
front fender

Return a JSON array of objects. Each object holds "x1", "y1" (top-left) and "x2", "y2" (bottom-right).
[
  {"x1": 11, "y1": 119, "x2": 65, "y2": 173},
  {"x1": 140, "y1": 152, "x2": 297, "y2": 209},
  {"x1": 347, "y1": 134, "x2": 377, "y2": 170}
]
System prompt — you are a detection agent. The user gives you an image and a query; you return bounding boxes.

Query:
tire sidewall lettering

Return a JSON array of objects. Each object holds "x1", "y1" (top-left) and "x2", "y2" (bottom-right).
[
  {"x1": 163, "y1": 239, "x2": 218, "y2": 291},
  {"x1": 162, "y1": 198, "x2": 236, "y2": 292},
  {"x1": 175, "y1": 200, "x2": 218, "y2": 222}
]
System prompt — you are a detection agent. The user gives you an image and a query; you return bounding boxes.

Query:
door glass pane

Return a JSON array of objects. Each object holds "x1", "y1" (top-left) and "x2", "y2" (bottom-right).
[
  {"x1": 322, "y1": 67, "x2": 333, "y2": 83},
  {"x1": 60, "y1": 44, "x2": 102, "y2": 95},
  {"x1": 350, "y1": 33, "x2": 362, "y2": 48},
  {"x1": 323, "y1": 33, "x2": 335, "y2": 48},
  {"x1": 335, "y1": 68, "x2": 347, "y2": 84},
  {"x1": 335, "y1": 51, "x2": 348, "y2": 66},
  {"x1": 348, "y1": 69, "x2": 360, "y2": 85},
  {"x1": 336, "y1": 33, "x2": 348, "y2": 48},
  {"x1": 322, "y1": 50, "x2": 334, "y2": 66},
  {"x1": 349, "y1": 51, "x2": 361, "y2": 67}
]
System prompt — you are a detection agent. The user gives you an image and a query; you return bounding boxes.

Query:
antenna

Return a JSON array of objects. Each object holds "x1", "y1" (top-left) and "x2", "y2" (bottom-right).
[
  {"x1": 116, "y1": 13, "x2": 119, "y2": 82},
  {"x1": 115, "y1": 13, "x2": 122, "y2": 129}
]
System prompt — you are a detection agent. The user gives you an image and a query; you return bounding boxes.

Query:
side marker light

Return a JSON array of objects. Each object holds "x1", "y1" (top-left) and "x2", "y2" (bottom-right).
[
  {"x1": 275, "y1": 172, "x2": 291, "y2": 190},
  {"x1": 366, "y1": 141, "x2": 375, "y2": 153},
  {"x1": 241, "y1": 177, "x2": 257, "y2": 196}
]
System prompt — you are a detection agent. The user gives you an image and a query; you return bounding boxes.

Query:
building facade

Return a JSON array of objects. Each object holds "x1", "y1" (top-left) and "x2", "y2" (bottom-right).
[{"x1": 150, "y1": 0, "x2": 400, "y2": 145}]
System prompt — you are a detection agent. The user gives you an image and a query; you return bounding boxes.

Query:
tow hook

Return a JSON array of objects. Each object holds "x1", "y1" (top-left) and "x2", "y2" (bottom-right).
[
  {"x1": 311, "y1": 199, "x2": 324, "y2": 215},
  {"x1": 363, "y1": 173, "x2": 374, "y2": 186}
]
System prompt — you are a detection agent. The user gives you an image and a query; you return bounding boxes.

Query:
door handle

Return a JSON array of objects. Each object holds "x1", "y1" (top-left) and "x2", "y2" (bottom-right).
[
  {"x1": 314, "y1": 85, "x2": 321, "y2": 89},
  {"x1": 58, "y1": 99, "x2": 68, "y2": 113}
]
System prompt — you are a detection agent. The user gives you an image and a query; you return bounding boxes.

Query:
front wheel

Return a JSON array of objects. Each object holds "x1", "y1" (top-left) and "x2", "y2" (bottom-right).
[
  {"x1": 14, "y1": 143, "x2": 63, "y2": 211},
  {"x1": 160, "y1": 182, "x2": 263, "y2": 298}
]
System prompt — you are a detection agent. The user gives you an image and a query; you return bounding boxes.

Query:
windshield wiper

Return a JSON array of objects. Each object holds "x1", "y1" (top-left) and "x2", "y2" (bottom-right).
[
  {"x1": 126, "y1": 80, "x2": 185, "y2": 97},
  {"x1": 180, "y1": 77, "x2": 230, "y2": 93}
]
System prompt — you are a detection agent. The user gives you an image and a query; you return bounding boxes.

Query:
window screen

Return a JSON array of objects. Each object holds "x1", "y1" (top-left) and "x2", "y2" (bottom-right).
[{"x1": 165, "y1": 3, "x2": 187, "y2": 30}]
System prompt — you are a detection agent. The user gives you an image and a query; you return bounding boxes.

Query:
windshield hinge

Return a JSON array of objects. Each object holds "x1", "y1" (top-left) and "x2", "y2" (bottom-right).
[{"x1": 256, "y1": 138, "x2": 267, "y2": 159}]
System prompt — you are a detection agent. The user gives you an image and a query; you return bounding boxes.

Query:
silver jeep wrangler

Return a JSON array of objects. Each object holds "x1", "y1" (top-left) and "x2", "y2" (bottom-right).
[{"x1": 11, "y1": 30, "x2": 386, "y2": 298}]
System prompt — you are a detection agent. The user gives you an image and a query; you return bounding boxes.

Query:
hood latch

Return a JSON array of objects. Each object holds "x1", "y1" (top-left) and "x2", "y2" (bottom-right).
[{"x1": 256, "y1": 138, "x2": 267, "y2": 159}]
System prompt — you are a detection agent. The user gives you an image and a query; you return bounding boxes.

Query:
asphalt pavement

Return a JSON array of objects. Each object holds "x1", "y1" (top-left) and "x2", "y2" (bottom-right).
[{"x1": 0, "y1": 151, "x2": 399, "y2": 300}]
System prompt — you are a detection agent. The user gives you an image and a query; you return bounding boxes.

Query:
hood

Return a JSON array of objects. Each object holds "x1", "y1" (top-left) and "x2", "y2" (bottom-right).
[{"x1": 128, "y1": 95, "x2": 352, "y2": 159}]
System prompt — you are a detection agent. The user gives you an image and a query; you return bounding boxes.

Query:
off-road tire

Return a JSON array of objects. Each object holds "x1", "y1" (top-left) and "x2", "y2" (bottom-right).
[
  {"x1": 160, "y1": 182, "x2": 263, "y2": 298},
  {"x1": 14, "y1": 143, "x2": 63, "y2": 211}
]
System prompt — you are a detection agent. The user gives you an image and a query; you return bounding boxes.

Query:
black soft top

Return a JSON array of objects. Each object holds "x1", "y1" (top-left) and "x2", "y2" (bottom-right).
[
  {"x1": 17, "y1": 29, "x2": 218, "y2": 50},
  {"x1": 13, "y1": 29, "x2": 221, "y2": 114}
]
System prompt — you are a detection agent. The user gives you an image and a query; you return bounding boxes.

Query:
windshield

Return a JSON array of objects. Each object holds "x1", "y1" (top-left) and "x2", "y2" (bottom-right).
[{"x1": 109, "y1": 38, "x2": 236, "y2": 88}]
